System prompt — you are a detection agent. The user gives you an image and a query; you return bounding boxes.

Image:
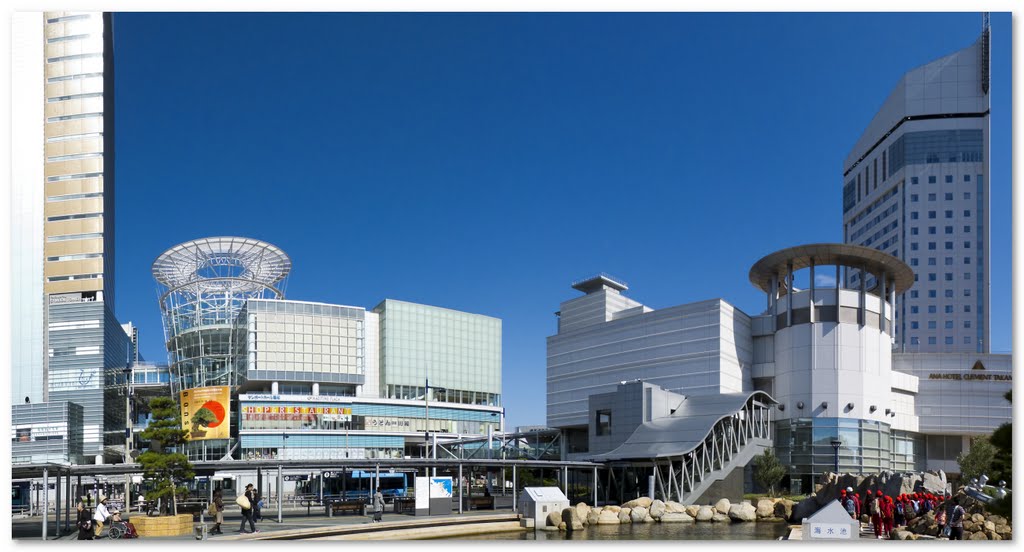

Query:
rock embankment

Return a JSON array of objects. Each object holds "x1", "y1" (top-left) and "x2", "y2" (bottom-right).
[
  {"x1": 902, "y1": 491, "x2": 1012, "y2": 541},
  {"x1": 547, "y1": 497, "x2": 792, "y2": 531}
]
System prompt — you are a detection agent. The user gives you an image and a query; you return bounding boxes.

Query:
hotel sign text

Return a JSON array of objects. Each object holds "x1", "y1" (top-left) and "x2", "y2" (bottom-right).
[{"x1": 928, "y1": 373, "x2": 1012, "y2": 381}]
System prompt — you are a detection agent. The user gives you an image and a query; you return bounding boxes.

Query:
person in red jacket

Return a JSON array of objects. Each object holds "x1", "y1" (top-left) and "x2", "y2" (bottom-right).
[
  {"x1": 849, "y1": 487, "x2": 861, "y2": 519},
  {"x1": 882, "y1": 496, "x2": 896, "y2": 538},
  {"x1": 869, "y1": 490, "x2": 883, "y2": 538}
]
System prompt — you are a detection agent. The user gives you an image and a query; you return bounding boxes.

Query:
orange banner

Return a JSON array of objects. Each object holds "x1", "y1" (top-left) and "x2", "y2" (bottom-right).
[{"x1": 180, "y1": 386, "x2": 230, "y2": 441}]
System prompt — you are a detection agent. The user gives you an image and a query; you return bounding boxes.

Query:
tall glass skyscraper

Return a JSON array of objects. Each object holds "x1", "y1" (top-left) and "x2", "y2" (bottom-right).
[{"x1": 842, "y1": 24, "x2": 990, "y2": 354}]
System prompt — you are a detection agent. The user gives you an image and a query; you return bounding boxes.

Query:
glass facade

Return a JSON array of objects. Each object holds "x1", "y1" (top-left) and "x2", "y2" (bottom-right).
[
  {"x1": 245, "y1": 300, "x2": 365, "y2": 387},
  {"x1": 887, "y1": 130, "x2": 984, "y2": 177},
  {"x1": 774, "y1": 418, "x2": 925, "y2": 491},
  {"x1": 375, "y1": 299, "x2": 501, "y2": 406}
]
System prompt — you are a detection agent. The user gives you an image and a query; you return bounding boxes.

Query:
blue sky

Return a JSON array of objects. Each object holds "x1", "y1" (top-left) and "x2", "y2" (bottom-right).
[{"x1": 112, "y1": 12, "x2": 1012, "y2": 430}]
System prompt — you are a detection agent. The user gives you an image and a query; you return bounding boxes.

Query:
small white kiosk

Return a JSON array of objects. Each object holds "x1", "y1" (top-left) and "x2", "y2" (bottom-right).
[{"x1": 519, "y1": 487, "x2": 569, "y2": 529}]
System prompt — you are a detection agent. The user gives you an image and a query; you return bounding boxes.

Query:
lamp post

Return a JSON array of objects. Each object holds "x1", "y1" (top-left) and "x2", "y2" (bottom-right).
[
  {"x1": 124, "y1": 345, "x2": 133, "y2": 511},
  {"x1": 830, "y1": 439, "x2": 842, "y2": 474}
]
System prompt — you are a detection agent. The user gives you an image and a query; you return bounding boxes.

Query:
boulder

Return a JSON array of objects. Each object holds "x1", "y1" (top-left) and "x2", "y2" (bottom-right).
[
  {"x1": 711, "y1": 513, "x2": 730, "y2": 523},
  {"x1": 586, "y1": 510, "x2": 601, "y2": 525},
  {"x1": 971, "y1": 513, "x2": 985, "y2": 524},
  {"x1": 921, "y1": 470, "x2": 947, "y2": 494},
  {"x1": 988, "y1": 515, "x2": 1007, "y2": 526},
  {"x1": 695, "y1": 505, "x2": 715, "y2": 521},
  {"x1": 660, "y1": 512, "x2": 694, "y2": 523},
  {"x1": 575, "y1": 502, "x2": 591, "y2": 524},
  {"x1": 603, "y1": 505, "x2": 621, "y2": 513},
  {"x1": 895, "y1": 530, "x2": 914, "y2": 540},
  {"x1": 643, "y1": 515, "x2": 656, "y2": 523},
  {"x1": 630, "y1": 507, "x2": 649, "y2": 523},
  {"x1": 969, "y1": 531, "x2": 988, "y2": 540},
  {"x1": 622, "y1": 497, "x2": 652, "y2": 509},
  {"x1": 756, "y1": 499, "x2": 775, "y2": 518},
  {"x1": 546, "y1": 512, "x2": 561, "y2": 527},
  {"x1": 715, "y1": 498, "x2": 731, "y2": 514},
  {"x1": 995, "y1": 524, "x2": 1011, "y2": 537},
  {"x1": 561, "y1": 507, "x2": 583, "y2": 531},
  {"x1": 963, "y1": 521, "x2": 976, "y2": 533},
  {"x1": 728, "y1": 503, "x2": 757, "y2": 522},
  {"x1": 541, "y1": 525, "x2": 559, "y2": 532},
  {"x1": 791, "y1": 497, "x2": 820, "y2": 523},
  {"x1": 597, "y1": 509, "x2": 620, "y2": 525},
  {"x1": 774, "y1": 499, "x2": 795, "y2": 521},
  {"x1": 665, "y1": 501, "x2": 687, "y2": 513},
  {"x1": 685, "y1": 505, "x2": 700, "y2": 518},
  {"x1": 558, "y1": 522, "x2": 566, "y2": 531},
  {"x1": 984, "y1": 520, "x2": 996, "y2": 532},
  {"x1": 649, "y1": 500, "x2": 666, "y2": 519},
  {"x1": 618, "y1": 508, "x2": 631, "y2": 524}
]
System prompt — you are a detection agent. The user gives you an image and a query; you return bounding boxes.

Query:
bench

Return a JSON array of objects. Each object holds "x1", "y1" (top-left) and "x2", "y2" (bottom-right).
[
  {"x1": 328, "y1": 500, "x2": 366, "y2": 516},
  {"x1": 463, "y1": 496, "x2": 495, "y2": 510},
  {"x1": 393, "y1": 497, "x2": 416, "y2": 515}
]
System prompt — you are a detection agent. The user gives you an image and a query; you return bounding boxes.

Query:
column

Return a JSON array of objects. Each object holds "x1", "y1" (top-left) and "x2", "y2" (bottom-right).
[
  {"x1": 592, "y1": 466, "x2": 598, "y2": 506},
  {"x1": 786, "y1": 262, "x2": 794, "y2": 328},
  {"x1": 859, "y1": 266, "x2": 867, "y2": 327},
  {"x1": 889, "y1": 279, "x2": 897, "y2": 336},
  {"x1": 770, "y1": 274, "x2": 779, "y2": 315},
  {"x1": 809, "y1": 258, "x2": 816, "y2": 323},
  {"x1": 835, "y1": 264, "x2": 841, "y2": 318},
  {"x1": 42, "y1": 468, "x2": 48, "y2": 541},
  {"x1": 458, "y1": 464, "x2": 463, "y2": 514},
  {"x1": 277, "y1": 465, "x2": 283, "y2": 523},
  {"x1": 512, "y1": 465, "x2": 517, "y2": 512},
  {"x1": 879, "y1": 274, "x2": 887, "y2": 332}
]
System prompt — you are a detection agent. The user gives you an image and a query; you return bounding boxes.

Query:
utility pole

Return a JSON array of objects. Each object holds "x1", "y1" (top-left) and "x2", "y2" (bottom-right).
[{"x1": 124, "y1": 344, "x2": 133, "y2": 512}]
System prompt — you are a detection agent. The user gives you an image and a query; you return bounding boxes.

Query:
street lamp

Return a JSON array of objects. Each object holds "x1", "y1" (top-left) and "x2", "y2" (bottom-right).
[
  {"x1": 124, "y1": 345, "x2": 133, "y2": 511},
  {"x1": 830, "y1": 439, "x2": 842, "y2": 474}
]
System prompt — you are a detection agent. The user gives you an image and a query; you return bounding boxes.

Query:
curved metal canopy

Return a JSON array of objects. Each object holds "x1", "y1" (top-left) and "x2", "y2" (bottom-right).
[
  {"x1": 592, "y1": 391, "x2": 776, "y2": 461},
  {"x1": 152, "y1": 236, "x2": 291, "y2": 292},
  {"x1": 748, "y1": 243, "x2": 914, "y2": 295}
]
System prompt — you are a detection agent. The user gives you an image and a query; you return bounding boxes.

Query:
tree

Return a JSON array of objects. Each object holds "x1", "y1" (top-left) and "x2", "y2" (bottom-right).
[
  {"x1": 989, "y1": 390, "x2": 1012, "y2": 486},
  {"x1": 957, "y1": 435, "x2": 996, "y2": 483},
  {"x1": 138, "y1": 396, "x2": 194, "y2": 516},
  {"x1": 753, "y1": 449, "x2": 786, "y2": 497}
]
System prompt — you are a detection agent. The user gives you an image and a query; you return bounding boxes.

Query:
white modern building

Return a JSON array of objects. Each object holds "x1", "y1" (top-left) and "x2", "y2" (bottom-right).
[
  {"x1": 842, "y1": 27, "x2": 991, "y2": 354},
  {"x1": 546, "y1": 244, "x2": 1010, "y2": 500}
]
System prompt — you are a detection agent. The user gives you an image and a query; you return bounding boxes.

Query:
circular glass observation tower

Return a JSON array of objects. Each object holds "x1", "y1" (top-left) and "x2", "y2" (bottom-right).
[{"x1": 153, "y1": 237, "x2": 290, "y2": 460}]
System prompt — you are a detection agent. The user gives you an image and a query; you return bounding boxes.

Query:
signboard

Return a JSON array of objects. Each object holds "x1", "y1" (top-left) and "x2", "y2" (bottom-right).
[
  {"x1": 430, "y1": 477, "x2": 453, "y2": 498},
  {"x1": 808, "y1": 523, "x2": 852, "y2": 539},
  {"x1": 928, "y1": 373, "x2": 1011, "y2": 381},
  {"x1": 284, "y1": 475, "x2": 308, "y2": 482},
  {"x1": 180, "y1": 386, "x2": 230, "y2": 441}
]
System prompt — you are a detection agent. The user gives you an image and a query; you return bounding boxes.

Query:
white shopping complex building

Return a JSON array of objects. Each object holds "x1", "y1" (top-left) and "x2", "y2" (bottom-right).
[{"x1": 547, "y1": 244, "x2": 1010, "y2": 497}]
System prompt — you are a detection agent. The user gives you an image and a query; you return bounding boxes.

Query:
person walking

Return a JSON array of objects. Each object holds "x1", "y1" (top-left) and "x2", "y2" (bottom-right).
[
  {"x1": 893, "y1": 494, "x2": 905, "y2": 528},
  {"x1": 252, "y1": 488, "x2": 263, "y2": 522},
  {"x1": 882, "y1": 495, "x2": 895, "y2": 538},
  {"x1": 237, "y1": 484, "x2": 259, "y2": 534},
  {"x1": 76, "y1": 501, "x2": 94, "y2": 540},
  {"x1": 372, "y1": 487, "x2": 384, "y2": 523},
  {"x1": 92, "y1": 496, "x2": 111, "y2": 538},
  {"x1": 211, "y1": 490, "x2": 225, "y2": 535},
  {"x1": 869, "y1": 491, "x2": 883, "y2": 539},
  {"x1": 935, "y1": 504, "x2": 948, "y2": 538},
  {"x1": 948, "y1": 497, "x2": 966, "y2": 540}
]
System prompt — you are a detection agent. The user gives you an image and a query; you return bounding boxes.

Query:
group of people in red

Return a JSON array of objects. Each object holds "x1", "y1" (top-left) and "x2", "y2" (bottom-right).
[{"x1": 839, "y1": 486, "x2": 964, "y2": 539}]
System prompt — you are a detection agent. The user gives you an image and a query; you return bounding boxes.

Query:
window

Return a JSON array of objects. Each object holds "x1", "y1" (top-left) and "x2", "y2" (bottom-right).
[
  {"x1": 928, "y1": 176, "x2": 937, "y2": 184},
  {"x1": 911, "y1": 243, "x2": 919, "y2": 251},
  {"x1": 964, "y1": 337, "x2": 972, "y2": 344},
  {"x1": 928, "y1": 226, "x2": 937, "y2": 235},
  {"x1": 964, "y1": 226, "x2": 971, "y2": 233},
  {"x1": 945, "y1": 273, "x2": 953, "y2": 281},
  {"x1": 47, "y1": 192, "x2": 103, "y2": 202},
  {"x1": 911, "y1": 212, "x2": 919, "y2": 220},
  {"x1": 911, "y1": 337, "x2": 920, "y2": 345},
  {"x1": 928, "y1": 211, "x2": 936, "y2": 219},
  {"x1": 928, "y1": 193, "x2": 936, "y2": 201},
  {"x1": 944, "y1": 210, "x2": 953, "y2": 219},
  {"x1": 964, "y1": 210, "x2": 971, "y2": 217},
  {"x1": 910, "y1": 258, "x2": 919, "y2": 266},
  {"x1": 945, "y1": 305, "x2": 954, "y2": 314},
  {"x1": 945, "y1": 320, "x2": 953, "y2": 329},
  {"x1": 945, "y1": 175, "x2": 953, "y2": 183},
  {"x1": 46, "y1": 152, "x2": 102, "y2": 163},
  {"x1": 46, "y1": 92, "x2": 103, "y2": 103},
  {"x1": 911, "y1": 227, "x2": 919, "y2": 235},
  {"x1": 965, "y1": 320, "x2": 971, "y2": 328},
  {"x1": 964, "y1": 175, "x2": 971, "y2": 182},
  {"x1": 964, "y1": 289, "x2": 971, "y2": 297},
  {"x1": 964, "y1": 192, "x2": 972, "y2": 199},
  {"x1": 945, "y1": 337, "x2": 954, "y2": 345},
  {"x1": 46, "y1": 112, "x2": 102, "y2": 123},
  {"x1": 945, "y1": 290, "x2": 953, "y2": 298},
  {"x1": 910, "y1": 290, "x2": 919, "y2": 298},
  {"x1": 964, "y1": 241, "x2": 972, "y2": 248},
  {"x1": 911, "y1": 321, "x2": 919, "y2": 329},
  {"x1": 47, "y1": 232, "x2": 102, "y2": 242},
  {"x1": 928, "y1": 290, "x2": 936, "y2": 298},
  {"x1": 928, "y1": 242, "x2": 936, "y2": 250},
  {"x1": 964, "y1": 272, "x2": 971, "y2": 280},
  {"x1": 46, "y1": 34, "x2": 91, "y2": 44},
  {"x1": 945, "y1": 226, "x2": 953, "y2": 234},
  {"x1": 912, "y1": 177, "x2": 919, "y2": 185},
  {"x1": 928, "y1": 321, "x2": 937, "y2": 329},
  {"x1": 945, "y1": 242, "x2": 953, "y2": 250},
  {"x1": 928, "y1": 306, "x2": 937, "y2": 314},
  {"x1": 928, "y1": 258, "x2": 936, "y2": 266},
  {"x1": 46, "y1": 72, "x2": 103, "y2": 84},
  {"x1": 46, "y1": 53, "x2": 102, "y2": 64},
  {"x1": 929, "y1": 337, "x2": 937, "y2": 345},
  {"x1": 46, "y1": 14, "x2": 90, "y2": 23},
  {"x1": 928, "y1": 273, "x2": 936, "y2": 281},
  {"x1": 945, "y1": 193, "x2": 953, "y2": 201},
  {"x1": 964, "y1": 257, "x2": 971, "y2": 264},
  {"x1": 965, "y1": 305, "x2": 971, "y2": 313},
  {"x1": 596, "y1": 410, "x2": 612, "y2": 436},
  {"x1": 945, "y1": 257, "x2": 953, "y2": 265},
  {"x1": 911, "y1": 194, "x2": 919, "y2": 202},
  {"x1": 46, "y1": 212, "x2": 101, "y2": 222},
  {"x1": 911, "y1": 306, "x2": 919, "y2": 314}
]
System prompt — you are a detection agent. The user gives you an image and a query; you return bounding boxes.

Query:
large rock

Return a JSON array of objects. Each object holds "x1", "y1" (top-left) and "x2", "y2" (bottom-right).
[
  {"x1": 921, "y1": 470, "x2": 947, "y2": 494},
  {"x1": 728, "y1": 503, "x2": 757, "y2": 522},
  {"x1": 623, "y1": 497, "x2": 652, "y2": 509},
  {"x1": 774, "y1": 499, "x2": 795, "y2": 521},
  {"x1": 714, "y1": 498, "x2": 731, "y2": 514},
  {"x1": 597, "y1": 509, "x2": 620, "y2": 525},
  {"x1": 661, "y1": 512, "x2": 694, "y2": 523},
  {"x1": 558, "y1": 522, "x2": 566, "y2": 531},
  {"x1": 685, "y1": 505, "x2": 700, "y2": 518},
  {"x1": 894, "y1": 530, "x2": 914, "y2": 541},
  {"x1": 969, "y1": 531, "x2": 989, "y2": 540},
  {"x1": 695, "y1": 505, "x2": 715, "y2": 521},
  {"x1": 546, "y1": 512, "x2": 561, "y2": 527},
  {"x1": 971, "y1": 513, "x2": 985, "y2": 523},
  {"x1": 561, "y1": 507, "x2": 583, "y2": 531},
  {"x1": 603, "y1": 505, "x2": 621, "y2": 513},
  {"x1": 988, "y1": 515, "x2": 1007, "y2": 526},
  {"x1": 665, "y1": 501, "x2": 687, "y2": 513},
  {"x1": 575, "y1": 502, "x2": 591, "y2": 524},
  {"x1": 586, "y1": 509, "x2": 601, "y2": 525},
  {"x1": 630, "y1": 507, "x2": 649, "y2": 523},
  {"x1": 756, "y1": 499, "x2": 775, "y2": 518},
  {"x1": 791, "y1": 497, "x2": 820, "y2": 523},
  {"x1": 618, "y1": 508, "x2": 631, "y2": 524},
  {"x1": 712, "y1": 513, "x2": 730, "y2": 523},
  {"x1": 649, "y1": 499, "x2": 666, "y2": 519}
]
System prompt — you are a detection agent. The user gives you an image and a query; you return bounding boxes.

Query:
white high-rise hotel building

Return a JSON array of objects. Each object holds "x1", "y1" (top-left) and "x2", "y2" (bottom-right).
[{"x1": 842, "y1": 26, "x2": 990, "y2": 354}]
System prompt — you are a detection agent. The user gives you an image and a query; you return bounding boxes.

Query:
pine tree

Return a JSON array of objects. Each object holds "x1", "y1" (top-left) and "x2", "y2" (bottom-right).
[
  {"x1": 138, "y1": 396, "x2": 194, "y2": 516},
  {"x1": 753, "y1": 449, "x2": 786, "y2": 497},
  {"x1": 956, "y1": 435, "x2": 996, "y2": 482}
]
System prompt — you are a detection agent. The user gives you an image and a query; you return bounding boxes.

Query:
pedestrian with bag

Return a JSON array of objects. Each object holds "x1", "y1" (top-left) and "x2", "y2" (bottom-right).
[
  {"x1": 869, "y1": 490, "x2": 883, "y2": 539},
  {"x1": 210, "y1": 490, "x2": 224, "y2": 535},
  {"x1": 92, "y1": 496, "x2": 111, "y2": 538},
  {"x1": 948, "y1": 497, "x2": 966, "y2": 540},
  {"x1": 882, "y1": 495, "x2": 896, "y2": 538},
  {"x1": 935, "y1": 504, "x2": 948, "y2": 538},
  {"x1": 236, "y1": 484, "x2": 259, "y2": 534},
  {"x1": 252, "y1": 488, "x2": 263, "y2": 522},
  {"x1": 372, "y1": 487, "x2": 384, "y2": 523},
  {"x1": 76, "y1": 501, "x2": 94, "y2": 540}
]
